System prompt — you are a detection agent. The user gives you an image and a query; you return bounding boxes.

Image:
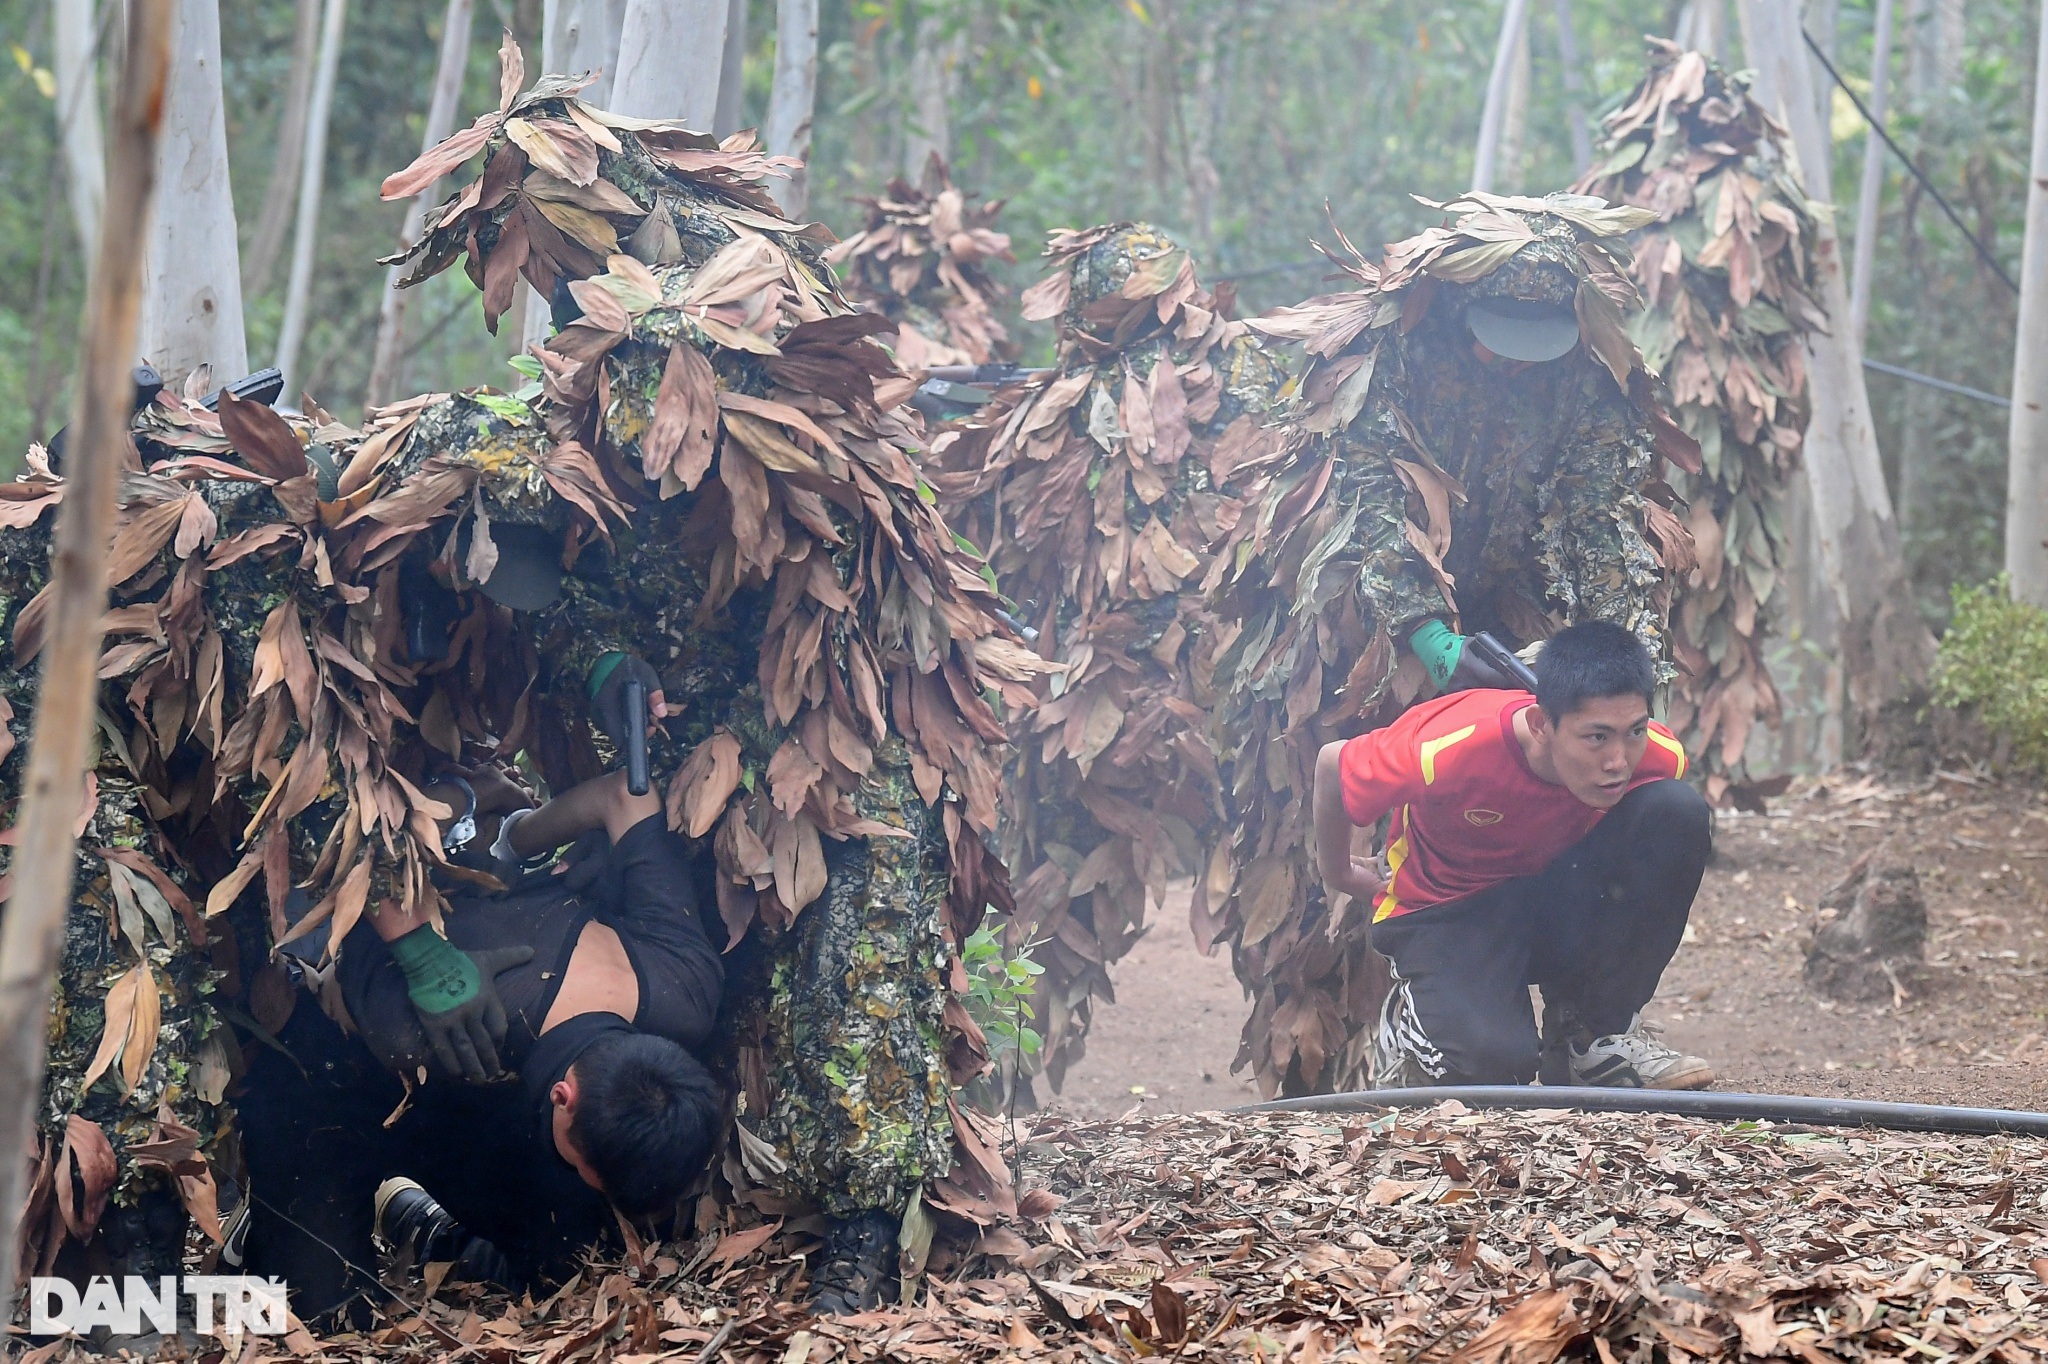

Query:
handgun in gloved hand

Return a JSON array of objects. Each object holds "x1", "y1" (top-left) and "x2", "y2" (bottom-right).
[
  {"x1": 1409, "y1": 619, "x2": 1527, "y2": 693},
  {"x1": 388, "y1": 927, "x2": 534, "y2": 1082},
  {"x1": 587, "y1": 652, "x2": 665, "y2": 795}
]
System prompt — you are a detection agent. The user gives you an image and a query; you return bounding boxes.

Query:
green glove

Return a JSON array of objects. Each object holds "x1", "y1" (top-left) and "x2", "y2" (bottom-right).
[
  {"x1": 1409, "y1": 619, "x2": 1516, "y2": 692},
  {"x1": 1409, "y1": 619, "x2": 1467, "y2": 689},
  {"x1": 388, "y1": 927, "x2": 533, "y2": 1082}
]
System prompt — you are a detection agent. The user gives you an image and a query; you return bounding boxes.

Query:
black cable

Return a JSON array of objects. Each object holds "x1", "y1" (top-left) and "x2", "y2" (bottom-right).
[
  {"x1": 1243, "y1": 1084, "x2": 2048, "y2": 1136},
  {"x1": 1862, "y1": 356, "x2": 2011, "y2": 408},
  {"x1": 1800, "y1": 28, "x2": 2020, "y2": 294}
]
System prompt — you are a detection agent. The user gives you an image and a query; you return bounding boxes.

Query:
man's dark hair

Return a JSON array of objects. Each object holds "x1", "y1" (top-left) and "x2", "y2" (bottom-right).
[
  {"x1": 569, "y1": 1032, "x2": 722, "y2": 1217},
  {"x1": 1533, "y1": 620, "x2": 1655, "y2": 720}
]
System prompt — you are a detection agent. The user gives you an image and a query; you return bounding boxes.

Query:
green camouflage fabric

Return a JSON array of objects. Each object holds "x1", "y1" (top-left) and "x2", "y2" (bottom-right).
[
  {"x1": 923, "y1": 224, "x2": 1290, "y2": 1093},
  {"x1": 1212, "y1": 193, "x2": 1701, "y2": 1097}
]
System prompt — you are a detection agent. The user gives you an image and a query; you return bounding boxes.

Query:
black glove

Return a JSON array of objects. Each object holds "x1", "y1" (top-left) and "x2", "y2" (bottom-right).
[
  {"x1": 587, "y1": 652, "x2": 661, "y2": 750},
  {"x1": 389, "y1": 928, "x2": 534, "y2": 1082}
]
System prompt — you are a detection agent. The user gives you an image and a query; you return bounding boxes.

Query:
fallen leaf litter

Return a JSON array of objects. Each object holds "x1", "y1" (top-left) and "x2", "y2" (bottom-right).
[{"x1": 86, "y1": 1098, "x2": 2046, "y2": 1362}]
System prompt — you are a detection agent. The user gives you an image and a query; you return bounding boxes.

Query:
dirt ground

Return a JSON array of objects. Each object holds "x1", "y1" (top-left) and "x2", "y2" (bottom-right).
[{"x1": 1049, "y1": 768, "x2": 2048, "y2": 1117}]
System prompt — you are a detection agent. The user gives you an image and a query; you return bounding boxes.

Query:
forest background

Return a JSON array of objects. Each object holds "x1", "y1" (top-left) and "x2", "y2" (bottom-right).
[{"x1": 0, "y1": 0, "x2": 2023, "y2": 657}]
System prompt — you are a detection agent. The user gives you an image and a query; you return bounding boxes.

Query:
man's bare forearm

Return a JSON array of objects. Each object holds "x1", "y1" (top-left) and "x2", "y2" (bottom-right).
[{"x1": 509, "y1": 771, "x2": 662, "y2": 857}]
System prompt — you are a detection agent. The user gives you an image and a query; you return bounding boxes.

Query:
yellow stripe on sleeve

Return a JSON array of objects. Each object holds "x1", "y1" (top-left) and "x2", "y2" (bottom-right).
[
  {"x1": 1372, "y1": 811, "x2": 1411, "y2": 923},
  {"x1": 1418, "y1": 724, "x2": 1477, "y2": 786},
  {"x1": 1646, "y1": 728, "x2": 1687, "y2": 778}
]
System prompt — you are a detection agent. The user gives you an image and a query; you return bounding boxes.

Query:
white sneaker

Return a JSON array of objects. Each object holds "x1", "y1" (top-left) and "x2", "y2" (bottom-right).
[{"x1": 1569, "y1": 1015, "x2": 1715, "y2": 1090}]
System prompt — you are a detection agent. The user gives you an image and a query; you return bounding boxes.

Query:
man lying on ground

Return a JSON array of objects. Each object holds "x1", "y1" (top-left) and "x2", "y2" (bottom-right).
[
  {"x1": 1312, "y1": 620, "x2": 1715, "y2": 1090},
  {"x1": 240, "y1": 688, "x2": 723, "y2": 1321}
]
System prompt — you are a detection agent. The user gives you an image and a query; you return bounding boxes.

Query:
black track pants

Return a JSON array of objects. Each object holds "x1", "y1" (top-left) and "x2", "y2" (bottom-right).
[{"x1": 1369, "y1": 779, "x2": 1710, "y2": 1085}]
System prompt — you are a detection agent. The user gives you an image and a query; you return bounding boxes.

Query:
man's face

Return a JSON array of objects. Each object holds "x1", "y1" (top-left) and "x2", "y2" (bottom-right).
[{"x1": 1539, "y1": 693, "x2": 1651, "y2": 808}]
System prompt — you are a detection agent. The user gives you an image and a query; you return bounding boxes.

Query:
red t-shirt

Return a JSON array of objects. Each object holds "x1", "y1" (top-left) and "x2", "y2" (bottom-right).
[{"x1": 1338, "y1": 689, "x2": 1687, "y2": 922}]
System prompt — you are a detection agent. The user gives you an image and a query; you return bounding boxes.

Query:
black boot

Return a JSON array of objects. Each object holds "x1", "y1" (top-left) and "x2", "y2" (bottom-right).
[
  {"x1": 807, "y1": 1209, "x2": 898, "y2": 1315},
  {"x1": 374, "y1": 1178, "x2": 513, "y2": 1287},
  {"x1": 1538, "y1": 998, "x2": 1588, "y2": 1086}
]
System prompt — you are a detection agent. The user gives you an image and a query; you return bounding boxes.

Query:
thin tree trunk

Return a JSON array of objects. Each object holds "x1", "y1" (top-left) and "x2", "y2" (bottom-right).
[
  {"x1": 1472, "y1": 0, "x2": 1533, "y2": 193},
  {"x1": 544, "y1": 0, "x2": 627, "y2": 107},
  {"x1": 366, "y1": 0, "x2": 476, "y2": 409},
  {"x1": 1848, "y1": 0, "x2": 1895, "y2": 349},
  {"x1": 1554, "y1": 0, "x2": 1593, "y2": 174},
  {"x1": 764, "y1": 0, "x2": 819, "y2": 218},
  {"x1": 1496, "y1": 11, "x2": 1531, "y2": 192},
  {"x1": 903, "y1": 9, "x2": 961, "y2": 176},
  {"x1": 1741, "y1": 0, "x2": 1934, "y2": 733},
  {"x1": 1804, "y1": 0, "x2": 1839, "y2": 187},
  {"x1": 2005, "y1": 0, "x2": 2048, "y2": 606},
  {"x1": 140, "y1": 0, "x2": 248, "y2": 389},
  {"x1": 242, "y1": 0, "x2": 321, "y2": 298},
  {"x1": 613, "y1": 0, "x2": 729, "y2": 126},
  {"x1": 52, "y1": 0, "x2": 106, "y2": 258},
  {"x1": 0, "y1": 0, "x2": 174, "y2": 1310},
  {"x1": 1183, "y1": 8, "x2": 1225, "y2": 255},
  {"x1": 714, "y1": 0, "x2": 746, "y2": 136},
  {"x1": 274, "y1": 0, "x2": 348, "y2": 410}
]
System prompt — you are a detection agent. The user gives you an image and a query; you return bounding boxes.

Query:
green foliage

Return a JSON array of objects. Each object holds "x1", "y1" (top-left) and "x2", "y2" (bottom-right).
[
  {"x1": 1932, "y1": 578, "x2": 2048, "y2": 769},
  {"x1": 960, "y1": 922, "x2": 1042, "y2": 1063}
]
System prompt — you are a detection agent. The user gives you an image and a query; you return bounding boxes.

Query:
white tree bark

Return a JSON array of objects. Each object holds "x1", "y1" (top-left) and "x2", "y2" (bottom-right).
[
  {"x1": 1471, "y1": 0, "x2": 1533, "y2": 193},
  {"x1": 2005, "y1": 0, "x2": 2048, "y2": 606},
  {"x1": 1803, "y1": 0, "x2": 1839, "y2": 186},
  {"x1": 544, "y1": 0, "x2": 627, "y2": 107},
  {"x1": 1674, "y1": 0, "x2": 1730, "y2": 57},
  {"x1": 612, "y1": 0, "x2": 729, "y2": 126},
  {"x1": 903, "y1": 10, "x2": 962, "y2": 175},
  {"x1": 273, "y1": 0, "x2": 348, "y2": 410},
  {"x1": 714, "y1": 0, "x2": 747, "y2": 136},
  {"x1": 52, "y1": 0, "x2": 105, "y2": 258},
  {"x1": 764, "y1": 0, "x2": 819, "y2": 217},
  {"x1": 1554, "y1": 0, "x2": 1593, "y2": 174},
  {"x1": 139, "y1": 0, "x2": 248, "y2": 388},
  {"x1": 367, "y1": 0, "x2": 476, "y2": 408},
  {"x1": 242, "y1": 0, "x2": 320, "y2": 296},
  {"x1": 1495, "y1": 12, "x2": 1531, "y2": 192},
  {"x1": 1741, "y1": 0, "x2": 1934, "y2": 721},
  {"x1": 1848, "y1": 0, "x2": 1894, "y2": 349}
]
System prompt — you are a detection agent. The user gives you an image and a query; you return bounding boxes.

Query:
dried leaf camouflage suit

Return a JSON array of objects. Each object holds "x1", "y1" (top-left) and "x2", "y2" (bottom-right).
[
  {"x1": 824, "y1": 153, "x2": 1018, "y2": 369},
  {"x1": 9, "y1": 43, "x2": 1042, "y2": 1275},
  {"x1": 1575, "y1": 42, "x2": 1825, "y2": 809},
  {"x1": 921, "y1": 224, "x2": 1288, "y2": 1090},
  {"x1": 1211, "y1": 194, "x2": 1704, "y2": 1097}
]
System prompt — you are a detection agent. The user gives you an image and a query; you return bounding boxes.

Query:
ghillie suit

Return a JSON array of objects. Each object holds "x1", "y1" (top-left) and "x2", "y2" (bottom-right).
[
  {"x1": 0, "y1": 444, "x2": 237, "y2": 1288},
  {"x1": 10, "y1": 41, "x2": 1036, "y2": 1283},
  {"x1": 1575, "y1": 42, "x2": 1825, "y2": 809},
  {"x1": 1211, "y1": 194, "x2": 1704, "y2": 1097},
  {"x1": 825, "y1": 153, "x2": 1017, "y2": 370},
  {"x1": 921, "y1": 224, "x2": 1288, "y2": 1091},
  {"x1": 369, "y1": 44, "x2": 1046, "y2": 1242}
]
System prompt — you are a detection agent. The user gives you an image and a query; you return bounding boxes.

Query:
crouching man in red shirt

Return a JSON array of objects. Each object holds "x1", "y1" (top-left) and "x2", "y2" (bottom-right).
[{"x1": 1313, "y1": 620, "x2": 1714, "y2": 1090}]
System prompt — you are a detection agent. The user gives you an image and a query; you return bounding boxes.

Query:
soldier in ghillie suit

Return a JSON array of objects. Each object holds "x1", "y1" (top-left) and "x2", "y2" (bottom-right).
[
  {"x1": 825, "y1": 153, "x2": 1018, "y2": 370},
  {"x1": 0, "y1": 438, "x2": 236, "y2": 1291},
  {"x1": 15, "y1": 39, "x2": 1039, "y2": 1316},
  {"x1": 1211, "y1": 193, "x2": 1705, "y2": 1096},
  {"x1": 922, "y1": 223, "x2": 1288, "y2": 1093},
  {"x1": 1576, "y1": 41, "x2": 1825, "y2": 809}
]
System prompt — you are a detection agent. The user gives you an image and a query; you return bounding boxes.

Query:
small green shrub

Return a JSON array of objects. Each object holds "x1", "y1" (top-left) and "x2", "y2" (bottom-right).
[
  {"x1": 960, "y1": 923, "x2": 1044, "y2": 1064},
  {"x1": 1932, "y1": 577, "x2": 2048, "y2": 769}
]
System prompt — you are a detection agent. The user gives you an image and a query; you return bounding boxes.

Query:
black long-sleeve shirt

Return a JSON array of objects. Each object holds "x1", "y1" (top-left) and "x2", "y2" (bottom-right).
[{"x1": 337, "y1": 813, "x2": 723, "y2": 1081}]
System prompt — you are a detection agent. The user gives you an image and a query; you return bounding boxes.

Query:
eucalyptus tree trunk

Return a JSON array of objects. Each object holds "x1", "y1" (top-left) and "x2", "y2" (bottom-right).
[
  {"x1": 51, "y1": 0, "x2": 106, "y2": 259},
  {"x1": 274, "y1": 0, "x2": 348, "y2": 409},
  {"x1": 903, "y1": 9, "x2": 962, "y2": 175},
  {"x1": 613, "y1": 0, "x2": 729, "y2": 126},
  {"x1": 1495, "y1": 12, "x2": 1531, "y2": 192},
  {"x1": 714, "y1": 0, "x2": 746, "y2": 136},
  {"x1": 367, "y1": 0, "x2": 477, "y2": 408},
  {"x1": 1848, "y1": 0, "x2": 1895, "y2": 349},
  {"x1": 1472, "y1": 0, "x2": 1533, "y2": 193},
  {"x1": 140, "y1": 0, "x2": 248, "y2": 388},
  {"x1": 0, "y1": 0, "x2": 174, "y2": 1311},
  {"x1": 242, "y1": 0, "x2": 321, "y2": 297},
  {"x1": 2004, "y1": 0, "x2": 2048, "y2": 607},
  {"x1": 1554, "y1": 0, "x2": 1592, "y2": 174},
  {"x1": 1740, "y1": 0, "x2": 1934, "y2": 733},
  {"x1": 544, "y1": 0, "x2": 627, "y2": 107},
  {"x1": 764, "y1": 0, "x2": 820, "y2": 217}
]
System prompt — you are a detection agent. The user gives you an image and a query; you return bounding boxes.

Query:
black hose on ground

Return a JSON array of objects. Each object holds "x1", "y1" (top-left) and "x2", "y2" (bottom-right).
[{"x1": 1242, "y1": 1086, "x2": 2048, "y2": 1137}]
